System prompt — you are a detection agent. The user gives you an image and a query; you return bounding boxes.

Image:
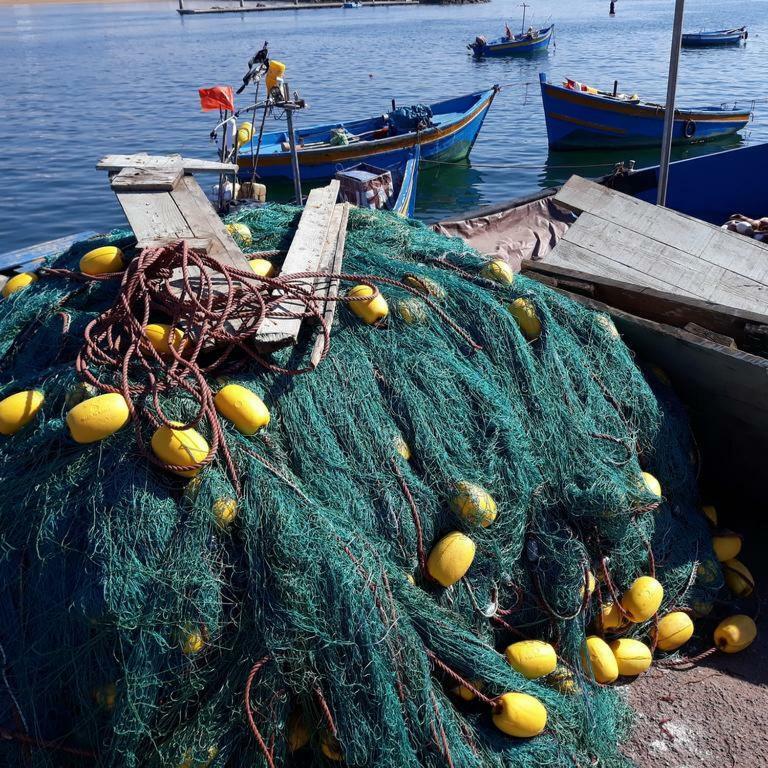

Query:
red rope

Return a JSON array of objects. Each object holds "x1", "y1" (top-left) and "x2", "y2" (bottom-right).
[
  {"x1": 243, "y1": 656, "x2": 276, "y2": 768},
  {"x1": 390, "y1": 459, "x2": 427, "y2": 576}
]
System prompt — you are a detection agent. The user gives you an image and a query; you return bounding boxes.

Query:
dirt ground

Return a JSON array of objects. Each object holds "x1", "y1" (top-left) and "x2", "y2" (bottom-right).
[{"x1": 623, "y1": 580, "x2": 768, "y2": 766}]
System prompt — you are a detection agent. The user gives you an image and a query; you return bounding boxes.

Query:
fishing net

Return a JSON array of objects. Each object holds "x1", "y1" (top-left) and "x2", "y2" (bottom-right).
[{"x1": 0, "y1": 205, "x2": 719, "y2": 768}]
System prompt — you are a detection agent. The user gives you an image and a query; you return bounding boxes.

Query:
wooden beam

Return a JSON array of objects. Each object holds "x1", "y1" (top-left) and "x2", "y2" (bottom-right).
[
  {"x1": 0, "y1": 231, "x2": 99, "y2": 274},
  {"x1": 111, "y1": 167, "x2": 183, "y2": 192},
  {"x1": 97, "y1": 153, "x2": 238, "y2": 174},
  {"x1": 114, "y1": 191, "x2": 194, "y2": 247}
]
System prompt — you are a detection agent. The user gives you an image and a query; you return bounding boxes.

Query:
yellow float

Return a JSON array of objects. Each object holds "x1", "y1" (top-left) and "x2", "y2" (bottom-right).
[
  {"x1": 712, "y1": 533, "x2": 742, "y2": 562},
  {"x1": 2, "y1": 272, "x2": 37, "y2": 298},
  {"x1": 449, "y1": 481, "x2": 497, "y2": 527},
  {"x1": 596, "y1": 314, "x2": 620, "y2": 339},
  {"x1": 396, "y1": 297, "x2": 428, "y2": 325},
  {"x1": 479, "y1": 259, "x2": 515, "y2": 285},
  {"x1": 144, "y1": 323, "x2": 185, "y2": 356},
  {"x1": 580, "y1": 571, "x2": 596, "y2": 599},
  {"x1": 609, "y1": 638, "x2": 652, "y2": 676},
  {"x1": 724, "y1": 559, "x2": 754, "y2": 597},
  {"x1": 394, "y1": 434, "x2": 411, "y2": 460},
  {"x1": 581, "y1": 636, "x2": 619, "y2": 683},
  {"x1": 640, "y1": 472, "x2": 662, "y2": 498},
  {"x1": 492, "y1": 692, "x2": 547, "y2": 738},
  {"x1": 714, "y1": 615, "x2": 757, "y2": 653},
  {"x1": 151, "y1": 423, "x2": 210, "y2": 477},
  {"x1": 214, "y1": 384, "x2": 270, "y2": 435},
  {"x1": 236, "y1": 121, "x2": 253, "y2": 147},
  {"x1": 0, "y1": 390, "x2": 45, "y2": 436},
  {"x1": 654, "y1": 612, "x2": 694, "y2": 651},
  {"x1": 67, "y1": 392, "x2": 130, "y2": 444},
  {"x1": 286, "y1": 709, "x2": 310, "y2": 752},
  {"x1": 402, "y1": 273, "x2": 446, "y2": 300},
  {"x1": 80, "y1": 245, "x2": 125, "y2": 275},
  {"x1": 320, "y1": 734, "x2": 342, "y2": 761},
  {"x1": 212, "y1": 498, "x2": 238, "y2": 528},
  {"x1": 347, "y1": 284, "x2": 389, "y2": 324},
  {"x1": 508, "y1": 297, "x2": 541, "y2": 340},
  {"x1": 248, "y1": 258, "x2": 276, "y2": 278},
  {"x1": 180, "y1": 626, "x2": 204, "y2": 655},
  {"x1": 598, "y1": 602, "x2": 625, "y2": 631},
  {"x1": 620, "y1": 576, "x2": 664, "y2": 623},
  {"x1": 504, "y1": 640, "x2": 558, "y2": 679},
  {"x1": 426, "y1": 531, "x2": 476, "y2": 587},
  {"x1": 701, "y1": 505, "x2": 718, "y2": 526},
  {"x1": 547, "y1": 666, "x2": 578, "y2": 695},
  {"x1": 226, "y1": 222, "x2": 252, "y2": 245}
]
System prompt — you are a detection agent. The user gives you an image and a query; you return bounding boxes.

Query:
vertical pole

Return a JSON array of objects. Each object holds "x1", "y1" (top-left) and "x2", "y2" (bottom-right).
[
  {"x1": 284, "y1": 83, "x2": 303, "y2": 205},
  {"x1": 521, "y1": 3, "x2": 527, "y2": 34},
  {"x1": 657, "y1": 0, "x2": 686, "y2": 207},
  {"x1": 178, "y1": 0, "x2": 184, "y2": 10}
]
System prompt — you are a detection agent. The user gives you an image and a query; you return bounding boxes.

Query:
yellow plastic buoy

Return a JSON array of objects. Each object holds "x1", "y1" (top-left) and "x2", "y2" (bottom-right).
[
  {"x1": 712, "y1": 533, "x2": 742, "y2": 562},
  {"x1": 598, "y1": 602, "x2": 625, "y2": 631},
  {"x1": 180, "y1": 626, "x2": 204, "y2": 655},
  {"x1": 609, "y1": 638, "x2": 652, "y2": 676},
  {"x1": 405, "y1": 573, "x2": 416, "y2": 585},
  {"x1": 79, "y1": 245, "x2": 125, "y2": 275},
  {"x1": 655, "y1": 612, "x2": 694, "y2": 651},
  {"x1": 691, "y1": 601, "x2": 713, "y2": 618},
  {"x1": 67, "y1": 392, "x2": 130, "y2": 444},
  {"x1": 479, "y1": 259, "x2": 515, "y2": 285},
  {"x1": 0, "y1": 390, "x2": 44, "y2": 436},
  {"x1": 177, "y1": 746, "x2": 218, "y2": 768},
  {"x1": 581, "y1": 636, "x2": 619, "y2": 684},
  {"x1": 213, "y1": 498, "x2": 238, "y2": 528},
  {"x1": 214, "y1": 384, "x2": 270, "y2": 435},
  {"x1": 596, "y1": 314, "x2": 620, "y2": 339},
  {"x1": 151, "y1": 423, "x2": 210, "y2": 477},
  {"x1": 640, "y1": 472, "x2": 662, "y2": 498},
  {"x1": 286, "y1": 709, "x2": 310, "y2": 752},
  {"x1": 93, "y1": 683, "x2": 117, "y2": 711},
  {"x1": 580, "y1": 571, "x2": 596, "y2": 599},
  {"x1": 452, "y1": 682, "x2": 480, "y2": 701},
  {"x1": 266, "y1": 60, "x2": 286, "y2": 92},
  {"x1": 450, "y1": 481, "x2": 497, "y2": 527},
  {"x1": 248, "y1": 258, "x2": 276, "y2": 278},
  {"x1": 2, "y1": 272, "x2": 37, "y2": 298},
  {"x1": 144, "y1": 323, "x2": 185, "y2": 356},
  {"x1": 426, "y1": 531, "x2": 476, "y2": 587},
  {"x1": 505, "y1": 640, "x2": 558, "y2": 679},
  {"x1": 547, "y1": 666, "x2": 578, "y2": 695},
  {"x1": 402, "y1": 274, "x2": 446, "y2": 300},
  {"x1": 724, "y1": 559, "x2": 755, "y2": 598},
  {"x1": 236, "y1": 121, "x2": 253, "y2": 147},
  {"x1": 492, "y1": 692, "x2": 547, "y2": 738},
  {"x1": 696, "y1": 558, "x2": 720, "y2": 586},
  {"x1": 394, "y1": 434, "x2": 412, "y2": 460},
  {"x1": 347, "y1": 284, "x2": 389, "y2": 324},
  {"x1": 620, "y1": 576, "x2": 664, "y2": 623},
  {"x1": 320, "y1": 734, "x2": 342, "y2": 761},
  {"x1": 396, "y1": 297, "x2": 428, "y2": 325},
  {"x1": 226, "y1": 222, "x2": 252, "y2": 245},
  {"x1": 508, "y1": 298, "x2": 541, "y2": 341},
  {"x1": 714, "y1": 615, "x2": 757, "y2": 654},
  {"x1": 701, "y1": 505, "x2": 718, "y2": 526}
]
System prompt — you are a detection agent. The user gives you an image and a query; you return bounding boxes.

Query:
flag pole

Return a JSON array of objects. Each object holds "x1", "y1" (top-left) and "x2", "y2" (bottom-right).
[{"x1": 657, "y1": 0, "x2": 686, "y2": 206}]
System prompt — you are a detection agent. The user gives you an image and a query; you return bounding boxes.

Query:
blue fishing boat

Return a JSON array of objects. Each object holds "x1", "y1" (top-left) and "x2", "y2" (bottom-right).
[
  {"x1": 539, "y1": 74, "x2": 750, "y2": 150},
  {"x1": 238, "y1": 87, "x2": 499, "y2": 181},
  {"x1": 342, "y1": 1, "x2": 361, "y2": 7},
  {"x1": 469, "y1": 25, "x2": 553, "y2": 58},
  {"x1": 682, "y1": 27, "x2": 747, "y2": 47}
]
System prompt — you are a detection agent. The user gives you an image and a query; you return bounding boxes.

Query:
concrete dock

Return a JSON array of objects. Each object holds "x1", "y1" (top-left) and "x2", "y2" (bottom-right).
[{"x1": 178, "y1": 0, "x2": 419, "y2": 15}]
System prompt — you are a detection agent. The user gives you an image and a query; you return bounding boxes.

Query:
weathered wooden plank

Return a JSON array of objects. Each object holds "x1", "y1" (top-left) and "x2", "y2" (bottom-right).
[
  {"x1": 311, "y1": 203, "x2": 349, "y2": 368},
  {"x1": 684, "y1": 322, "x2": 737, "y2": 349},
  {"x1": 255, "y1": 181, "x2": 341, "y2": 346},
  {"x1": 170, "y1": 175, "x2": 249, "y2": 270},
  {"x1": 115, "y1": 191, "x2": 194, "y2": 246},
  {"x1": 111, "y1": 167, "x2": 183, "y2": 192},
  {"x1": 0, "y1": 231, "x2": 99, "y2": 273},
  {"x1": 98, "y1": 153, "x2": 238, "y2": 174}
]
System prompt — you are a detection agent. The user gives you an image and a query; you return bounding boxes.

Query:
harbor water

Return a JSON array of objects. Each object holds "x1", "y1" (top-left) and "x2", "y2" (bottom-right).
[{"x1": 1, "y1": 0, "x2": 767, "y2": 252}]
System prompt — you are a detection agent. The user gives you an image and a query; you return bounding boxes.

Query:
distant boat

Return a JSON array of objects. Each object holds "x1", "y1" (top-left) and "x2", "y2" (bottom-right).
[
  {"x1": 682, "y1": 27, "x2": 747, "y2": 47},
  {"x1": 539, "y1": 73, "x2": 751, "y2": 149},
  {"x1": 469, "y1": 25, "x2": 554, "y2": 57},
  {"x1": 238, "y1": 87, "x2": 499, "y2": 181},
  {"x1": 342, "y1": 1, "x2": 361, "y2": 7}
]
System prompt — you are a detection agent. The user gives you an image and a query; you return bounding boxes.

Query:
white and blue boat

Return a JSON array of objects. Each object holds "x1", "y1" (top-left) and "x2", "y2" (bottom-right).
[
  {"x1": 469, "y1": 25, "x2": 553, "y2": 58},
  {"x1": 237, "y1": 88, "x2": 499, "y2": 181},
  {"x1": 682, "y1": 27, "x2": 747, "y2": 47}
]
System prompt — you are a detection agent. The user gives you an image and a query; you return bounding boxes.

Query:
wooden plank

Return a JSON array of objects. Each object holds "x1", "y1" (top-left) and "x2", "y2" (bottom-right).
[
  {"x1": 115, "y1": 191, "x2": 194, "y2": 246},
  {"x1": 255, "y1": 181, "x2": 340, "y2": 346},
  {"x1": 684, "y1": 322, "x2": 737, "y2": 349},
  {"x1": 0, "y1": 231, "x2": 99, "y2": 273},
  {"x1": 98, "y1": 153, "x2": 238, "y2": 174},
  {"x1": 111, "y1": 167, "x2": 183, "y2": 192},
  {"x1": 311, "y1": 203, "x2": 349, "y2": 368}
]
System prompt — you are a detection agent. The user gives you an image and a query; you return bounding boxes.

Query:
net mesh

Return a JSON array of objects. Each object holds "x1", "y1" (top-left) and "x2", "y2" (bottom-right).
[{"x1": 0, "y1": 205, "x2": 719, "y2": 768}]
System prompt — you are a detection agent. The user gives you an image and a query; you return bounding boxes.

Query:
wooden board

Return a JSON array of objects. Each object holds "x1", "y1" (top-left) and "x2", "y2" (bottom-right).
[
  {"x1": 255, "y1": 181, "x2": 341, "y2": 347},
  {"x1": 98, "y1": 153, "x2": 238, "y2": 174},
  {"x1": 115, "y1": 191, "x2": 195, "y2": 245},
  {"x1": 0, "y1": 231, "x2": 98, "y2": 274},
  {"x1": 548, "y1": 176, "x2": 768, "y2": 315},
  {"x1": 111, "y1": 167, "x2": 183, "y2": 192}
]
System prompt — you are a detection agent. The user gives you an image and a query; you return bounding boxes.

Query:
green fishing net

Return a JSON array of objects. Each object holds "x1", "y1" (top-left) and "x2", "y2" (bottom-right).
[{"x1": 0, "y1": 205, "x2": 719, "y2": 768}]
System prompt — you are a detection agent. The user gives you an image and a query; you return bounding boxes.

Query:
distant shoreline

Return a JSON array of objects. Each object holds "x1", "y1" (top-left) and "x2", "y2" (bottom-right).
[{"x1": 0, "y1": 0, "x2": 171, "y2": 6}]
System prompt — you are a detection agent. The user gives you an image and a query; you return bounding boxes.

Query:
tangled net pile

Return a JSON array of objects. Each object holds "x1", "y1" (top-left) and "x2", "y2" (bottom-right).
[{"x1": 0, "y1": 204, "x2": 720, "y2": 768}]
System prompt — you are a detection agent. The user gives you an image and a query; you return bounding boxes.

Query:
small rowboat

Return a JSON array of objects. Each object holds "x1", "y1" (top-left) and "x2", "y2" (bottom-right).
[
  {"x1": 682, "y1": 27, "x2": 747, "y2": 47},
  {"x1": 469, "y1": 25, "x2": 554, "y2": 58},
  {"x1": 238, "y1": 87, "x2": 499, "y2": 181},
  {"x1": 539, "y1": 73, "x2": 750, "y2": 150}
]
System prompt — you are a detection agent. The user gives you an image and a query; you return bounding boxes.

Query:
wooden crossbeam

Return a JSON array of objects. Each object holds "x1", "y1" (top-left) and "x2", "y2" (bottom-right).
[{"x1": 98, "y1": 153, "x2": 238, "y2": 174}]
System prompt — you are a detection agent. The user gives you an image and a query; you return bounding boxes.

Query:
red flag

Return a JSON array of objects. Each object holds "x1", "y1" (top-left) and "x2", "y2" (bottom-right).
[{"x1": 198, "y1": 85, "x2": 235, "y2": 112}]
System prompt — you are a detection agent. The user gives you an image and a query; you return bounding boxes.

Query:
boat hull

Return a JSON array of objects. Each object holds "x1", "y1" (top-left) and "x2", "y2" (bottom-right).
[
  {"x1": 391, "y1": 147, "x2": 420, "y2": 217},
  {"x1": 682, "y1": 29, "x2": 746, "y2": 46},
  {"x1": 238, "y1": 89, "x2": 497, "y2": 181},
  {"x1": 540, "y1": 74, "x2": 750, "y2": 150},
  {"x1": 472, "y1": 26, "x2": 553, "y2": 57}
]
